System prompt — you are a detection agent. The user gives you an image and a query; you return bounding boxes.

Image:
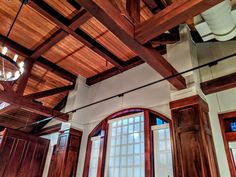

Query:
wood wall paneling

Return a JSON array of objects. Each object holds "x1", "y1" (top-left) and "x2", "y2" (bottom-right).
[
  {"x1": 170, "y1": 95, "x2": 220, "y2": 177},
  {"x1": 48, "y1": 128, "x2": 83, "y2": 177},
  {"x1": 0, "y1": 128, "x2": 49, "y2": 177}
]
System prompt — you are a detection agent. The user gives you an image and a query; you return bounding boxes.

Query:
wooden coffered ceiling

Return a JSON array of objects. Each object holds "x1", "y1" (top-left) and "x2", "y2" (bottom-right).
[{"x1": 0, "y1": 0, "x2": 223, "y2": 132}]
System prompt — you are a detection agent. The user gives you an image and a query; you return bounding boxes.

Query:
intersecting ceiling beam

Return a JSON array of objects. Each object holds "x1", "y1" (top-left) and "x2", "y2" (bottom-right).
[
  {"x1": 76, "y1": 0, "x2": 186, "y2": 90},
  {"x1": 126, "y1": 0, "x2": 140, "y2": 24},
  {"x1": 143, "y1": 0, "x2": 158, "y2": 11},
  {"x1": 0, "y1": 90, "x2": 68, "y2": 121},
  {"x1": 16, "y1": 58, "x2": 35, "y2": 95},
  {"x1": 86, "y1": 45, "x2": 167, "y2": 85},
  {"x1": 135, "y1": 0, "x2": 223, "y2": 44},
  {"x1": 27, "y1": 0, "x2": 124, "y2": 70},
  {"x1": 87, "y1": 57, "x2": 144, "y2": 85},
  {"x1": 0, "y1": 34, "x2": 77, "y2": 82}
]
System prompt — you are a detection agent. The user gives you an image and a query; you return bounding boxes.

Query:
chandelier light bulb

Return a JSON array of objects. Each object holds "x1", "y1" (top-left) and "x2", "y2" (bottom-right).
[
  {"x1": 2, "y1": 47, "x2": 8, "y2": 55},
  {"x1": 19, "y1": 61, "x2": 24, "y2": 68},
  {"x1": 6, "y1": 72, "x2": 12, "y2": 79},
  {"x1": 20, "y1": 67, "x2": 24, "y2": 73},
  {"x1": 13, "y1": 54, "x2": 18, "y2": 62},
  {"x1": 14, "y1": 71, "x2": 20, "y2": 78}
]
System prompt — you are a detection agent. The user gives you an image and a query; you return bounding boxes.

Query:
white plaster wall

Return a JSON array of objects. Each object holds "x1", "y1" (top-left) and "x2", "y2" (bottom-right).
[
  {"x1": 197, "y1": 40, "x2": 236, "y2": 82},
  {"x1": 58, "y1": 26, "x2": 235, "y2": 177},
  {"x1": 66, "y1": 63, "x2": 173, "y2": 177},
  {"x1": 197, "y1": 41, "x2": 236, "y2": 177},
  {"x1": 41, "y1": 133, "x2": 59, "y2": 177},
  {"x1": 206, "y1": 88, "x2": 236, "y2": 177}
]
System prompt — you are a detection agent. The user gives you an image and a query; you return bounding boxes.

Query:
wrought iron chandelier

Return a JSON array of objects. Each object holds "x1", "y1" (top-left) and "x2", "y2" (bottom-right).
[{"x1": 0, "y1": 0, "x2": 26, "y2": 81}]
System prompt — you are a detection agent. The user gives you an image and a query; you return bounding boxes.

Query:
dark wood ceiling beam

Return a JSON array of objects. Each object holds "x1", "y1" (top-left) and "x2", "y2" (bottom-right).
[
  {"x1": 143, "y1": 0, "x2": 158, "y2": 11},
  {"x1": 87, "y1": 45, "x2": 167, "y2": 85},
  {"x1": 24, "y1": 85, "x2": 75, "y2": 100},
  {"x1": 150, "y1": 32, "x2": 180, "y2": 48},
  {"x1": 0, "y1": 82, "x2": 14, "y2": 93},
  {"x1": 16, "y1": 58, "x2": 35, "y2": 95},
  {"x1": 27, "y1": 0, "x2": 124, "y2": 70},
  {"x1": 0, "y1": 90, "x2": 68, "y2": 121},
  {"x1": 135, "y1": 0, "x2": 223, "y2": 44},
  {"x1": 126, "y1": 0, "x2": 140, "y2": 25},
  {"x1": 0, "y1": 34, "x2": 77, "y2": 82},
  {"x1": 87, "y1": 57, "x2": 144, "y2": 85},
  {"x1": 30, "y1": 9, "x2": 90, "y2": 60},
  {"x1": 0, "y1": 105, "x2": 17, "y2": 115},
  {"x1": 76, "y1": 0, "x2": 186, "y2": 89},
  {"x1": 0, "y1": 34, "x2": 31, "y2": 58},
  {"x1": 201, "y1": 72, "x2": 236, "y2": 95},
  {"x1": 36, "y1": 57, "x2": 77, "y2": 82},
  {"x1": 31, "y1": 30, "x2": 68, "y2": 59}
]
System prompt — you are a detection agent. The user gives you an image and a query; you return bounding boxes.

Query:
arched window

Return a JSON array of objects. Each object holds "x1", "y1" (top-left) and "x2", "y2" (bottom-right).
[{"x1": 83, "y1": 108, "x2": 174, "y2": 177}]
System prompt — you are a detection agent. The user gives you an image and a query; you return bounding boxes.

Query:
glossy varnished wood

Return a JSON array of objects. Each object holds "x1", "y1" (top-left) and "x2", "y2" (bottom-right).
[
  {"x1": 0, "y1": 128, "x2": 49, "y2": 177},
  {"x1": 201, "y1": 72, "x2": 236, "y2": 95},
  {"x1": 135, "y1": 0, "x2": 223, "y2": 44},
  {"x1": 48, "y1": 128, "x2": 82, "y2": 177},
  {"x1": 76, "y1": 0, "x2": 186, "y2": 90},
  {"x1": 170, "y1": 95, "x2": 220, "y2": 177}
]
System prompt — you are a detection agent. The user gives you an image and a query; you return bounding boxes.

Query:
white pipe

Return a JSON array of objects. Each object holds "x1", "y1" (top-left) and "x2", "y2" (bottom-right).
[{"x1": 201, "y1": 0, "x2": 236, "y2": 41}]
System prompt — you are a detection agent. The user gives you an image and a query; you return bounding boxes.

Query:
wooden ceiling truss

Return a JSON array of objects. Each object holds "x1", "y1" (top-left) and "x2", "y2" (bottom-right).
[{"x1": 0, "y1": 0, "x2": 223, "y2": 131}]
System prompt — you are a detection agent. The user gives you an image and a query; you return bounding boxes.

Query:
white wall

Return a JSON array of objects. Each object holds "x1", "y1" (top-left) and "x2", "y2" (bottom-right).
[
  {"x1": 197, "y1": 40, "x2": 236, "y2": 177},
  {"x1": 66, "y1": 63, "x2": 172, "y2": 177},
  {"x1": 41, "y1": 132, "x2": 59, "y2": 177},
  {"x1": 59, "y1": 27, "x2": 235, "y2": 177},
  {"x1": 206, "y1": 89, "x2": 236, "y2": 177}
]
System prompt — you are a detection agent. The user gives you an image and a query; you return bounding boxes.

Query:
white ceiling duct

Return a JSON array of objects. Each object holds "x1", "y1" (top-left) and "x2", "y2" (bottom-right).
[{"x1": 195, "y1": 0, "x2": 236, "y2": 41}]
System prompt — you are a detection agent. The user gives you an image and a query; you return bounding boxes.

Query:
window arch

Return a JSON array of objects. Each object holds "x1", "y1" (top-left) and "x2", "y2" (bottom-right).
[{"x1": 83, "y1": 108, "x2": 174, "y2": 177}]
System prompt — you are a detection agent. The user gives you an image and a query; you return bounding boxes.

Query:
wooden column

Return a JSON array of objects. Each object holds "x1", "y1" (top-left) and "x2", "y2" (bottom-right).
[
  {"x1": 48, "y1": 128, "x2": 82, "y2": 177},
  {"x1": 170, "y1": 95, "x2": 220, "y2": 177}
]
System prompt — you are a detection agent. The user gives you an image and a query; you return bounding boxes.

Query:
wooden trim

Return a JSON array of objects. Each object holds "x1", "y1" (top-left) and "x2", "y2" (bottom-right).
[
  {"x1": 219, "y1": 112, "x2": 236, "y2": 177},
  {"x1": 201, "y1": 72, "x2": 236, "y2": 95},
  {"x1": 34, "y1": 123, "x2": 62, "y2": 136},
  {"x1": 144, "y1": 110, "x2": 152, "y2": 177},
  {"x1": 170, "y1": 95, "x2": 208, "y2": 110},
  {"x1": 82, "y1": 108, "x2": 173, "y2": 177},
  {"x1": 135, "y1": 0, "x2": 223, "y2": 44}
]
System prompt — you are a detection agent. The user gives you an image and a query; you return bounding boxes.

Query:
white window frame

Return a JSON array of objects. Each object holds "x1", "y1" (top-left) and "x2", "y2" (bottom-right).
[
  {"x1": 152, "y1": 123, "x2": 174, "y2": 177},
  {"x1": 88, "y1": 135, "x2": 102, "y2": 177}
]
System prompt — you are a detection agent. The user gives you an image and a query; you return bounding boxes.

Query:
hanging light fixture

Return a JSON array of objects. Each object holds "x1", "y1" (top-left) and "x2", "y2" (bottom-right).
[{"x1": 0, "y1": 0, "x2": 26, "y2": 81}]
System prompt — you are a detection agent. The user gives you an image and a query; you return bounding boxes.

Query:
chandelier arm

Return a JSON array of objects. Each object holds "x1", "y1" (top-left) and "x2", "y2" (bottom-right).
[{"x1": 0, "y1": 53, "x2": 20, "y2": 70}]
